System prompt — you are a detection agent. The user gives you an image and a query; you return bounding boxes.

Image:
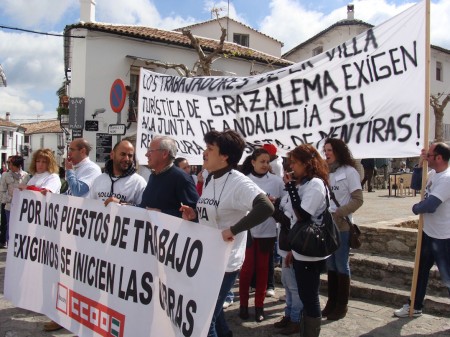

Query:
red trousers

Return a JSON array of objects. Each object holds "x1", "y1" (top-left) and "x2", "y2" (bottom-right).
[{"x1": 239, "y1": 238, "x2": 271, "y2": 307}]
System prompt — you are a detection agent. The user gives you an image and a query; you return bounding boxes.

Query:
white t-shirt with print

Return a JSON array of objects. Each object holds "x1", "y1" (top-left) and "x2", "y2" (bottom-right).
[
  {"x1": 197, "y1": 170, "x2": 263, "y2": 272},
  {"x1": 88, "y1": 173, "x2": 147, "y2": 205},
  {"x1": 248, "y1": 172, "x2": 286, "y2": 238},
  {"x1": 329, "y1": 165, "x2": 361, "y2": 220},
  {"x1": 284, "y1": 177, "x2": 329, "y2": 262},
  {"x1": 423, "y1": 167, "x2": 450, "y2": 239},
  {"x1": 27, "y1": 172, "x2": 61, "y2": 194}
]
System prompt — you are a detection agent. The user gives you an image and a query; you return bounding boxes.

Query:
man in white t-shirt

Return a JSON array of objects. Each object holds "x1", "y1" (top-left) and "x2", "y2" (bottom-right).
[
  {"x1": 89, "y1": 140, "x2": 146, "y2": 206},
  {"x1": 395, "y1": 142, "x2": 450, "y2": 318},
  {"x1": 65, "y1": 138, "x2": 101, "y2": 198}
]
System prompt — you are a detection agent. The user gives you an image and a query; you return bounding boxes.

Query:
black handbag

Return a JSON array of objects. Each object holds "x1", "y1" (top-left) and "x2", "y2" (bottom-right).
[
  {"x1": 330, "y1": 192, "x2": 362, "y2": 249},
  {"x1": 286, "y1": 180, "x2": 341, "y2": 257}
]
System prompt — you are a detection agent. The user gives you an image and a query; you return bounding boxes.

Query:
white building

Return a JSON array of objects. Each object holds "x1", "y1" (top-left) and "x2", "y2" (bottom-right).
[
  {"x1": 21, "y1": 120, "x2": 66, "y2": 169},
  {"x1": 64, "y1": 0, "x2": 291, "y2": 165},
  {"x1": 0, "y1": 112, "x2": 26, "y2": 169},
  {"x1": 176, "y1": 16, "x2": 283, "y2": 58},
  {"x1": 283, "y1": 5, "x2": 450, "y2": 143}
]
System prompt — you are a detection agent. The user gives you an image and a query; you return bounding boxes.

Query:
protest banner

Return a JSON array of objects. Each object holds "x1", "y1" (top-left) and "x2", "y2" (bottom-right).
[
  {"x1": 135, "y1": 1, "x2": 426, "y2": 164},
  {"x1": 5, "y1": 190, "x2": 230, "y2": 337}
]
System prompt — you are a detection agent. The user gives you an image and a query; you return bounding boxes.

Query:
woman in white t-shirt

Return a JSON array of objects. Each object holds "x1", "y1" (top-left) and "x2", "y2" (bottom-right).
[
  {"x1": 238, "y1": 148, "x2": 285, "y2": 323},
  {"x1": 322, "y1": 138, "x2": 363, "y2": 321},
  {"x1": 20, "y1": 149, "x2": 61, "y2": 194},
  {"x1": 180, "y1": 130, "x2": 274, "y2": 337},
  {"x1": 282, "y1": 144, "x2": 330, "y2": 337}
]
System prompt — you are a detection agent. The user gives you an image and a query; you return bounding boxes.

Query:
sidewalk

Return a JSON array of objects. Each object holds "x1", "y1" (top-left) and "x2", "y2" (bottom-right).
[{"x1": 2, "y1": 189, "x2": 449, "y2": 337}]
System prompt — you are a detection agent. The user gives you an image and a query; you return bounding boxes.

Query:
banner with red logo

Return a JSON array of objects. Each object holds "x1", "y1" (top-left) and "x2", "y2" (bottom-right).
[{"x1": 5, "y1": 190, "x2": 231, "y2": 337}]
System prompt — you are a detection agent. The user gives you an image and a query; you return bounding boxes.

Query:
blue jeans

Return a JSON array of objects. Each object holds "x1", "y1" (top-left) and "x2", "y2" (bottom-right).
[
  {"x1": 293, "y1": 259, "x2": 325, "y2": 318},
  {"x1": 327, "y1": 230, "x2": 350, "y2": 276},
  {"x1": 224, "y1": 290, "x2": 234, "y2": 303},
  {"x1": 208, "y1": 271, "x2": 239, "y2": 337},
  {"x1": 413, "y1": 232, "x2": 450, "y2": 310},
  {"x1": 281, "y1": 258, "x2": 303, "y2": 322}
]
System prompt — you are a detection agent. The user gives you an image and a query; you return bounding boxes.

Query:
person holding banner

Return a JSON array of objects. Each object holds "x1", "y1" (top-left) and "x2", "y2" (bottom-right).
[
  {"x1": 180, "y1": 130, "x2": 274, "y2": 337},
  {"x1": 65, "y1": 138, "x2": 102, "y2": 198},
  {"x1": 88, "y1": 140, "x2": 147, "y2": 206},
  {"x1": 0, "y1": 155, "x2": 30, "y2": 248},
  {"x1": 19, "y1": 149, "x2": 61, "y2": 194},
  {"x1": 322, "y1": 138, "x2": 363, "y2": 320},
  {"x1": 139, "y1": 135, "x2": 199, "y2": 217},
  {"x1": 394, "y1": 142, "x2": 450, "y2": 318},
  {"x1": 238, "y1": 147, "x2": 285, "y2": 323}
]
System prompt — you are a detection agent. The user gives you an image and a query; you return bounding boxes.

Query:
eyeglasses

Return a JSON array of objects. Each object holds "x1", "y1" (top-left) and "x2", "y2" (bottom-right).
[
  {"x1": 427, "y1": 153, "x2": 437, "y2": 158},
  {"x1": 68, "y1": 148, "x2": 79, "y2": 152},
  {"x1": 147, "y1": 148, "x2": 163, "y2": 154}
]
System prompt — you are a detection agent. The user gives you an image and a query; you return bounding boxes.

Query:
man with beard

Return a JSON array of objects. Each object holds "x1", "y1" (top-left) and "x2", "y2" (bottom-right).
[{"x1": 89, "y1": 140, "x2": 147, "y2": 206}]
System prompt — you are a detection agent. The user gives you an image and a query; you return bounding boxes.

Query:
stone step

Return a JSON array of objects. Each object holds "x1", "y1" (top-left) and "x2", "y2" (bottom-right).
[
  {"x1": 319, "y1": 274, "x2": 450, "y2": 316},
  {"x1": 349, "y1": 251, "x2": 448, "y2": 296}
]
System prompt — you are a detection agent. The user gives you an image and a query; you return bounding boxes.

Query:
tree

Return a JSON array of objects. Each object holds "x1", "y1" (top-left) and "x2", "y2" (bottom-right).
[{"x1": 430, "y1": 92, "x2": 450, "y2": 142}]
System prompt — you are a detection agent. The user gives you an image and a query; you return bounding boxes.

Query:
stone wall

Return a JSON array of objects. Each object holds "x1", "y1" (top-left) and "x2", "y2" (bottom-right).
[{"x1": 357, "y1": 219, "x2": 419, "y2": 258}]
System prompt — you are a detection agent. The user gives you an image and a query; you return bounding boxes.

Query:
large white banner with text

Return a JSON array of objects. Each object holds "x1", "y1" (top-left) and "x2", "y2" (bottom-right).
[
  {"x1": 136, "y1": 1, "x2": 426, "y2": 164},
  {"x1": 5, "y1": 190, "x2": 230, "y2": 337}
]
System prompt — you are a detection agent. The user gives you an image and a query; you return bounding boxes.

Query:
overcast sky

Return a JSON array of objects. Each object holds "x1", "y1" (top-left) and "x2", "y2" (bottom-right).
[{"x1": 0, "y1": 0, "x2": 448, "y2": 123}]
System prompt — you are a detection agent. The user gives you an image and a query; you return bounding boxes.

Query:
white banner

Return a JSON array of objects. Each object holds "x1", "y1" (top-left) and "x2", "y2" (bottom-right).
[
  {"x1": 136, "y1": 1, "x2": 426, "y2": 164},
  {"x1": 5, "y1": 190, "x2": 230, "y2": 337}
]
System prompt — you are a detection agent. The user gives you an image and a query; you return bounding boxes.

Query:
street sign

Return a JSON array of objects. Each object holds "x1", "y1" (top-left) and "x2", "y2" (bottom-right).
[
  {"x1": 69, "y1": 97, "x2": 85, "y2": 129},
  {"x1": 108, "y1": 124, "x2": 126, "y2": 135},
  {"x1": 110, "y1": 79, "x2": 126, "y2": 113}
]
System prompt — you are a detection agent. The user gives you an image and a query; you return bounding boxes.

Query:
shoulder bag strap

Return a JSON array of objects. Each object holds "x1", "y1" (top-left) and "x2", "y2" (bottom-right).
[{"x1": 329, "y1": 190, "x2": 356, "y2": 230}]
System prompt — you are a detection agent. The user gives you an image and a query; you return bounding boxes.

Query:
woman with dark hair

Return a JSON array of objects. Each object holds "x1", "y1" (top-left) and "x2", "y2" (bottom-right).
[
  {"x1": 322, "y1": 138, "x2": 363, "y2": 320},
  {"x1": 278, "y1": 144, "x2": 330, "y2": 337},
  {"x1": 0, "y1": 155, "x2": 30, "y2": 247},
  {"x1": 238, "y1": 148, "x2": 285, "y2": 322},
  {"x1": 180, "y1": 130, "x2": 274, "y2": 337}
]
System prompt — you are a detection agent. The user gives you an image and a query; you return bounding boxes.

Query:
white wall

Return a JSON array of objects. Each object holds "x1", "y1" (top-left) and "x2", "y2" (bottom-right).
[
  {"x1": 187, "y1": 19, "x2": 282, "y2": 57},
  {"x1": 69, "y1": 29, "x2": 284, "y2": 164}
]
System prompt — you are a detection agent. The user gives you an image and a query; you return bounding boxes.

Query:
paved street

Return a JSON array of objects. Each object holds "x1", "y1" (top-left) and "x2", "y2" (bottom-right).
[{"x1": 1, "y1": 189, "x2": 449, "y2": 337}]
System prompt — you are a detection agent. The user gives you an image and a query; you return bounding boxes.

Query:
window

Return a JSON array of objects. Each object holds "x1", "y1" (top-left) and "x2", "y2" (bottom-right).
[
  {"x1": 436, "y1": 61, "x2": 443, "y2": 82},
  {"x1": 233, "y1": 33, "x2": 249, "y2": 47},
  {"x1": 312, "y1": 46, "x2": 323, "y2": 56},
  {"x1": 445, "y1": 123, "x2": 450, "y2": 141},
  {"x1": 2, "y1": 131, "x2": 7, "y2": 147},
  {"x1": 24, "y1": 135, "x2": 30, "y2": 143}
]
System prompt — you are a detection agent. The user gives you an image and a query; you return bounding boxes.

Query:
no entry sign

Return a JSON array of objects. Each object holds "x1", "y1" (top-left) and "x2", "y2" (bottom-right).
[{"x1": 110, "y1": 79, "x2": 126, "y2": 113}]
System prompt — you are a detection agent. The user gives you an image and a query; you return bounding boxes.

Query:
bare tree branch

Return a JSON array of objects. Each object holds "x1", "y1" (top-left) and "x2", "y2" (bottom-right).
[{"x1": 144, "y1": 60, "x2": 193, "y2": 77}]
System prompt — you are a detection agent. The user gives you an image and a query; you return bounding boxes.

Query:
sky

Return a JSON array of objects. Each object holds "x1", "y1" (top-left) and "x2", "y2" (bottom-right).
[{"x1": 0, "y1": 0, "x2": 449, "y2": 123}]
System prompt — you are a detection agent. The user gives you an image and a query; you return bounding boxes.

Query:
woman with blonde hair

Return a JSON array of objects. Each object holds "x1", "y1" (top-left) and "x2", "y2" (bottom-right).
[{"x1": 22, "y1": 148, "x2": 61, "y2": 194}]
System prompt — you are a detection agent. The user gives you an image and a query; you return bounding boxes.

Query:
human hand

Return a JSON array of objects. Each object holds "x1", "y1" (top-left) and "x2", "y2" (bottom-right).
[
  {"x1": 180, "y1": 204, "x2": 196, "y2": 221},
  {"x1": 221, "y1": 228, "x2": 234, "y2": 242},
  {"x1": 284, "y1": 251, "x2": 293, "y2": 266},
  {"x1": 104, "y1": 197, "x2": 121, "y2": 206},
  {"x1": 65, "y1": 159, "x2": 73, "y2": 170},
  {"x1": 283, "y1": 171, "x2": 295, "y2": 184}
]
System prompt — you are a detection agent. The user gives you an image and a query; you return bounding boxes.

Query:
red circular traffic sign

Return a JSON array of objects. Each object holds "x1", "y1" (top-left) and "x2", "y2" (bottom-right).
[{"x1": 110, "y1": 79, "x2": 126, "y2": 113}]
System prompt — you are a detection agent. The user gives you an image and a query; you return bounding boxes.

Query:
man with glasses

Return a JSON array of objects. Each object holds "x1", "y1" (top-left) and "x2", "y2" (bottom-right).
[
  {"x1": 139, "y1": 135, "x2": 198, "y2": 217},
  {"x1": 395, "y1": 142, "x2": 450, "y2": 318},
  {"x1": 65, "y1": 138, "x2": 101, "y2": 198}
]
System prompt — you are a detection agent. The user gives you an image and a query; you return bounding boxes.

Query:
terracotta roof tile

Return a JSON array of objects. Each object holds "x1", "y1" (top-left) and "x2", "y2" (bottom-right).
[
  {"x1": 0, "y1": 118, "x2": 20, "y2": 128},
  {"x1": 21, "y1": 120, "x2": 63, "y2": 135},
  {"x1": 65, "y1": 22, "x2": 292, "y2": 67}
]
